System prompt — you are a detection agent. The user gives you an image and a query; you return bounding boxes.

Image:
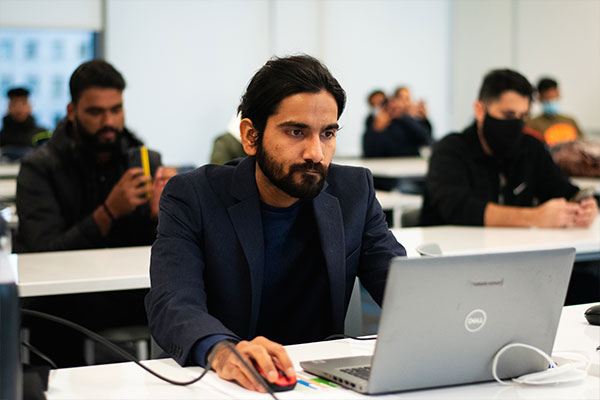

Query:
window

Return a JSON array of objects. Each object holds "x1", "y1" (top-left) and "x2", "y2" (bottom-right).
[
  {"x1": 0, "y1": 40, "x2": 13, "y2": 61},
  {"x1": 0, "y1": 28, "x2": 99, "y2": 131},
  {"x1": 24, "y1": 39, "x2": 38, "y2": 60}
]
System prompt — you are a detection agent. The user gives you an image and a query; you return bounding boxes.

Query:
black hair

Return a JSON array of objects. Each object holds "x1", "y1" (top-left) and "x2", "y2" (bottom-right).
[
  {"x1": 537, "y1": 77, "x2": 558, "y2": 94},
  {"x1": 7, "y1": 87, "x2": 29, "y2": 99},
  {"x1": 367, "y1": 89, "x2": 386, "y2": 104},
  {"x1": 478, "y1": 69, "x2": 533, "y2": 103},
  {"x1": 238, "y1": 54, "x2": 346, "y2": 140},
  {"x1": 69, "y1": 59, "x2": 126, "y2": 104}
]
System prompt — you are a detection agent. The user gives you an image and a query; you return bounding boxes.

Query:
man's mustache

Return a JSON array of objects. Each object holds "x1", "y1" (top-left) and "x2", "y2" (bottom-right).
[
  {"x1": 95, "y1": 126, "x2": 120, "y2": 136},
  {"x1": 289, "y1": 161, "x2": 327, "y2": 176}
]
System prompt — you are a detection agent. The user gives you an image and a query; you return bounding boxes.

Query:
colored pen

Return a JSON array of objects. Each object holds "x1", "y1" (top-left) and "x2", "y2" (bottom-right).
[{"x1": 297, "y1": 379, "x2": 318, "y2": 390}]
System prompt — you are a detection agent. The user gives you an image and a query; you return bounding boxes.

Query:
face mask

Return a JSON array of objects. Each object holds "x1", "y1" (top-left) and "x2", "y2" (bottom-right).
[
  {"x1": 541, "y1": 100, "x2": 560, "y2": 116},
  {"x1": 482, "y1": 114, "x2": 524, "y2": 160}
]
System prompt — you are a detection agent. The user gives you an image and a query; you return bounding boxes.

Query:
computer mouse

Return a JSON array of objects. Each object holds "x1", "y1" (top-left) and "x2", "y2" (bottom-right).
[
  {"x1": 584, "y1": 304, "x2": 600, "y2": 326},
  {"x1": 253, "y1": 362, "x2": 297, "y2": 392}
]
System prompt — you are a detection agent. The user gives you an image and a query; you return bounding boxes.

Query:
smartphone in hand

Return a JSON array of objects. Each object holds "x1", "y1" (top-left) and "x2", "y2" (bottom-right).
[
  {"x1": 127, "y1": 146, "x2": 153, "y2": 198},
  {"x1": 570, "y1": 188, "x2": 595, "y2": 203}
]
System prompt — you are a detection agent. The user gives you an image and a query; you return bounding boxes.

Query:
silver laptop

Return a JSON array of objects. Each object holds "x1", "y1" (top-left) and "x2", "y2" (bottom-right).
[{"x1": 301, "y1": 248, "x2": 575, "y2": 394}]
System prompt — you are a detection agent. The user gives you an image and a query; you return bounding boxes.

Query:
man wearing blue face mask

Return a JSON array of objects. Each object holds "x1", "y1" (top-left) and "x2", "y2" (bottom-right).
[
  {"x1": 420, "y1": 69, "x2": 598, "y2": 228},
  {"x1": 526, "y1": 77, "x2": 584, "y2": 146}
]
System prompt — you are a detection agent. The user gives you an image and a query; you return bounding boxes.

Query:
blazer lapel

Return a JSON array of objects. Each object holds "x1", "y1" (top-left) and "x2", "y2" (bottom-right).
[
  {"x1": 227, "y1": 157, "x2": 264, "y2": 338},
  {"x1": 312, "y1": 186, "x2": 346, "y2": 331}
]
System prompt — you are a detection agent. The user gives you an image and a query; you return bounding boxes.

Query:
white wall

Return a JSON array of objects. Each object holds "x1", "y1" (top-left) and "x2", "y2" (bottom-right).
[
  {"x1": 451, "y1": 0, "x2": 514, "y2": 130},
  {"x1": 515, "y1": 0, "x2": 600, "y2": 136},
  {"x1": 106, "y1": 0, "x2": 450, "y2": 165},
  {"x1": 0, "y1": 0, "x2": 102, "y2": 30},
  {"x1": 2, "y1": 0, "x2": 599, "y2": 164},
  {"x1": 451, "y1": 0, "x2": 600, "y2": 135},
  {"x1": 320, "y1": 0, "x2": 450, "y2": 157},
  {"x1": 105, "y1": 0, "x2": 271, "y2": 166}
]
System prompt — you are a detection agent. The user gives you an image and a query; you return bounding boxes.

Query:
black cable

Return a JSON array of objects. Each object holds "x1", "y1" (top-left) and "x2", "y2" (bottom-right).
[
  {"x1": 22, "y1": 309, "x2": 211, "y2": 386},
  {"x1": 21, "y1": 309, "x2": 280, "y2": 398},
  {"x1": 324, "y1": 333, "x2": 376, "y2": 341},
  {"x1": 20, "y1": 340, "x2": 58, "y2": 369}
]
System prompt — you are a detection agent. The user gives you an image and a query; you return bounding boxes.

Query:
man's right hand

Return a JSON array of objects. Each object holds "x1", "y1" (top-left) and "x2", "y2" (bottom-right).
[
  {"x1": 209, "y1": 336, "x2": 296, "y2": 393},
  {"x1": 104, "y1": 168, "x2": 152, "y2": 219}
]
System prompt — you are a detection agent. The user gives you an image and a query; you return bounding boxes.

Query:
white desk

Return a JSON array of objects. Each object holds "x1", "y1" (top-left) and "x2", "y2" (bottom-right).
[
  {"x1": 375, "y1": 190, "x2": 421, "y2": 227},
  {"x1": 392, "y1": 216, "x2": 600, "y2": 261},
  {"x1": 0, "y1": 162, "x2": 20, "y2": 179},
  {"x1": 571, "y1": 177, "x2": 600, "y2": 195},
  {"x1": 0, "y1": 178, "x2": 16, "y2": 200},
  {"x1": 44, "y1": 304, "x2": 599, "y2": 399},
  {"x1": 17, "y1": 246, "x2": 151, "y2": 297},
  {"x1": 335, "y1": 157, "x2": 428, "y2": 179}
]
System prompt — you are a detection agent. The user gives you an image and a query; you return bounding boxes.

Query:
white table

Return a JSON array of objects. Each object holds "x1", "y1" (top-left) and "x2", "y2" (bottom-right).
[
  {"x1": 0, "y1": 162, "x2": 20, "y2": 179},
  {"x1": 571, "y1": 177, "x2": 600, "y2": 195},
  {"x1": 44, "y1": 304, "x2": 599, "y2": 399},
  {"x1": 334, "y1": 157, "x2": 428, "y2": 179},
  {"x1": 0, "y1": 178, "x2": 16, "y2": 200},
  {"x1": 375, "y1": 190, "x2": 421, "y2": 227},
  {"x1": 392, "y1": 216, "x2": 600, "y2": 261},
  {"x1": 16, "y1": 246, "x2": 151, "y2": 297}
]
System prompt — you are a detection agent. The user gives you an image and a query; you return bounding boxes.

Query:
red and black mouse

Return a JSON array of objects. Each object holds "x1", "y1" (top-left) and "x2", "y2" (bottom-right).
[{"x1": 252, "y1": 362, "x2": 297, "y2": 392}]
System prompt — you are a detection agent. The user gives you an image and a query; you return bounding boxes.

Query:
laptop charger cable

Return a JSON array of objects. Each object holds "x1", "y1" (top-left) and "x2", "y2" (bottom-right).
[{"x1": 492, "y1": 342, "x2": 589, "y2": 386}]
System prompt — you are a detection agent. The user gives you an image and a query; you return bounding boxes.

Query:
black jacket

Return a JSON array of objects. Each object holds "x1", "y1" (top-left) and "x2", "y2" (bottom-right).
[
  {"x1": 0, "y1": 115, "x2": 47, "y2": 147},
  {"x1": 363, "y1": 115, "x2": 432, "y2": 157},
  {"x1": 15, "y1": 119, "x2": 161, "y2": 252},
  {"x1": 420, "y1": 122, "x2": 578, "y2": 226},
  {"x1": 146, "y1": 156, "x2": 405, "y2": 365}
]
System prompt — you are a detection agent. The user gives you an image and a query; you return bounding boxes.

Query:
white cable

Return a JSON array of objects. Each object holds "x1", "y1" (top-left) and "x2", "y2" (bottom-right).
[
  {"x1": 492, "y1": 343, "x2": 556, "y2": 386},
  {"x1": 492, "y1": 344, "x2": 590, "y2": 386}
]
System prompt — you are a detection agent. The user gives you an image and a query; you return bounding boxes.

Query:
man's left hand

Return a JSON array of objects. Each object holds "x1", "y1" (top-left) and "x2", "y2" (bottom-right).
[
  {"x1": 574, "y1": 198, "x2": 599, "y2": 227},
  {"x1": 150, "y1": 166, "x2": 177, "y2": 220}
]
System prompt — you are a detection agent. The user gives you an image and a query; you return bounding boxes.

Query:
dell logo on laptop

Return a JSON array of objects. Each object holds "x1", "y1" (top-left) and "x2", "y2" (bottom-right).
[{"x1": 465, "y1": 309, "x2": 487, "y2": 332}]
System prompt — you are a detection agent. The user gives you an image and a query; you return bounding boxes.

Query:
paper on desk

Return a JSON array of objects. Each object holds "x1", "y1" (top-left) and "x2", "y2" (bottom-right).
[{"x1": 202, "y1": 370, "x2": 364, "y2": 399}]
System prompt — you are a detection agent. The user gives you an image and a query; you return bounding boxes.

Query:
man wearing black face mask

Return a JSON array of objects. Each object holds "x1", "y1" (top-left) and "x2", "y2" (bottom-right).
[{"x1": 421, "y1": 69, "x2": 598, "y2": 228}]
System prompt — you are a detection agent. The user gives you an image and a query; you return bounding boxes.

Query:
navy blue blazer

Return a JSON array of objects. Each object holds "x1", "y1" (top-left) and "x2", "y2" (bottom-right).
[{"x1": 145, "y1": 156, "x2": 405, "y2": 365}]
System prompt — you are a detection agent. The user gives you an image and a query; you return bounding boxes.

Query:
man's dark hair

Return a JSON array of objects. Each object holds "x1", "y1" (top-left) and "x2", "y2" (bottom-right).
[
  {"x1": 7, "y1": 87, "x2": 29, "y2": 99},
  {"x1": 537, "y1": 77, "x2": 558, "y2": 94},
  {"x1": 238, "y1": 55, "x2": 346, "y2": 139},
  {"x1": 69, "y1": 59, "x2": 126, "y2": 104},
  {"x1": 478, "y1": 69, "x2": 533, "y2": 103},
  {"x1": 368, "y1": 89, "x2": 386, "y2": 104}
]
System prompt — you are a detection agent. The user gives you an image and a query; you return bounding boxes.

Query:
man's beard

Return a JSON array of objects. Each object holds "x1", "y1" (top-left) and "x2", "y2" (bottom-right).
[
  {"x1": 256, "y1": 143, "x2": 328, "y2": 200},
  {"x1": 74, "y1": 117, "x2": 122, "y2": 154}
]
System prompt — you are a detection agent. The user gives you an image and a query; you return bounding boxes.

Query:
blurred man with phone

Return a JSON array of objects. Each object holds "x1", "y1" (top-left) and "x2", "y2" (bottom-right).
[
  {"x1": 15, "y1": 60, "x2": 175, "y2": 367},
  {"x1": 421, "y1": 69, "x2": 598, "y2": 228},
  {"x1": 16, "y1": 60, "x2": 174, "y2": 252}
]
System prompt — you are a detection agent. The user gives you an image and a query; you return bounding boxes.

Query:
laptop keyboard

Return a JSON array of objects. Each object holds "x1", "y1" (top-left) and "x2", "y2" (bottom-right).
[{"x1": 340, "y1": 366, "x2": 371, "y2": 380}]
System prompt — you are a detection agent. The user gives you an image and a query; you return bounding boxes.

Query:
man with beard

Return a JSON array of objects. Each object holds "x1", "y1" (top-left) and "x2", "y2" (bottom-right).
[
  {"x1": 146, "y1": 55, "x2": 405, "y2": 392},
  {"x1": 16, "y1": 60, "x2": 173, "y2": 366},
  {"x1": 420, "y1": 69, "x2": 597, "y2": 227},
  {"x1": 16, "y1": 60, "x2": 172, "y2": 252},
  {"x1": 0, "y1": 87, "x2": 49, "y2": 160}
]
